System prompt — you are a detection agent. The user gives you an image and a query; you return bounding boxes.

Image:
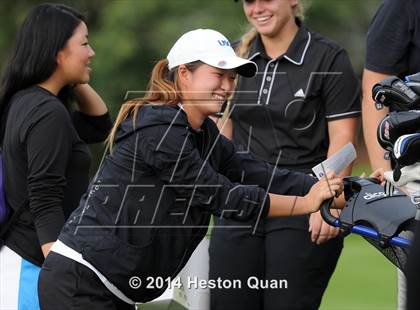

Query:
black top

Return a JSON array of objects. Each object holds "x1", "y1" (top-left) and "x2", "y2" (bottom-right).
[
  {"x1": 59, "y1": 104, "x2": 315, "y2": 302},
  {"x1": 231, "y1": 24, "x2": 361, "y2": 169},
  {"x1": 366, "y1": 0, "x2": 420, "y2": 77},
  {"x1": 227, "y1": 23, "x2": 360, "y2": 232},
  {"x1": 3, "y1": 86, "x2": 112, "y2": 266}
]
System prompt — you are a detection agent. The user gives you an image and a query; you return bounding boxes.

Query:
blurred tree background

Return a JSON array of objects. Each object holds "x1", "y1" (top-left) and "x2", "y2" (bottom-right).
[
  {"x1": 2, "y1": 1, "x2": 399, "y2": 309},
  {"x1": 0, "y1": 0, "x2": 380, "y2": 116}
]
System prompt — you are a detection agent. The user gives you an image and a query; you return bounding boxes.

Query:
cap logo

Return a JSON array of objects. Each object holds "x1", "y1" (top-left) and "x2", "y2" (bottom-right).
[
  {"x1": 217, "y1": 40, "x2": 230, "y2": 47},
  {"x1": 218, "y1": 60, "x2": 227, "y2": 67}
]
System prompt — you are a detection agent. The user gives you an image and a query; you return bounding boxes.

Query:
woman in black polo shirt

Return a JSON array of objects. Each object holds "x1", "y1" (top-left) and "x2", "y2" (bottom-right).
[{"x1": 209, "y1": 1, "x2": 360, "y2": 309}]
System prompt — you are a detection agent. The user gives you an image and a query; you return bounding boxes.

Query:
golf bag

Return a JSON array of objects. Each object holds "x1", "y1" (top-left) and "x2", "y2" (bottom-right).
[{"x1": 321, "y1": 73, "x2": 420, "y2": 274}]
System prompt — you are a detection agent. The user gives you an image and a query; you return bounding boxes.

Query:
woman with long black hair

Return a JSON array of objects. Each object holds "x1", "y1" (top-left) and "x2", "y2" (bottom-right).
[{"x1": 0, "y1": 4, "x2": 111, "y2": 309}]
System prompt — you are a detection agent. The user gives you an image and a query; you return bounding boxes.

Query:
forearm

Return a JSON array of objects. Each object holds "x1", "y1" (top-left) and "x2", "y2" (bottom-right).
[
  {"x1": 267, "y1": 194, "x2": 310, "y2": 217},
  {"x1": 267, "y1": 194, "x2": 344, "y2": 217},
  {"x1": 362, "y1": 69, "x2": 392, "y2": 171},
  {"x1": 73, "y1": 84, "x2": 108, "y2": 116},
  {"x1": 362, "y1": 103, "x2": 390, "y2": 170},
  {"x1": 363, "y1": 125, "x2": 391, "y2": 170},
  {"x1": 267, "y1": 173, "x2": 345, "y2": 218}
]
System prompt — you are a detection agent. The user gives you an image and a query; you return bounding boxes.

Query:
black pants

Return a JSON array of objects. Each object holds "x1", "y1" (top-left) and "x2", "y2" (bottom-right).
[
  {"x1": 209, "y1": 227, "x2": 343, "y2": 310},
  {"x1": 38, "y1": 252, "x2": 135, "y2": 310},
  {"x1": 406, "y1": 220, "x2": 420, "y2": 310}
]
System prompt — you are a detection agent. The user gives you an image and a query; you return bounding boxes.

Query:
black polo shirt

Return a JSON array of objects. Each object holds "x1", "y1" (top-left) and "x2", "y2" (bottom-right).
[
  {"x1": 366, "y1": 0, "x2": 420, "y2": 78},
  {"x1": 230, "y1": 23, "x2": 361, "y2": 170}
]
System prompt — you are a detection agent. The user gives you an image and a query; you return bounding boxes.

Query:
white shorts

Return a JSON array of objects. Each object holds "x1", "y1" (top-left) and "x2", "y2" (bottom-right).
[{"x1": 0, "y1": 246, "x2": 40, "y2": 310}]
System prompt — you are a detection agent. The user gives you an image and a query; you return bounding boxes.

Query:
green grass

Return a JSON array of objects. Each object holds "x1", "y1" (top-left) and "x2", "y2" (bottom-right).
[
  {"x1": 141, "y1": 236, "x2": 398, "y2": 310},
  {"x1": 320, "y1": 235, "x2": 397, "y2": 310},
  {"x1": 351, "y1": 163, "x2": 372, "y2": 178}
]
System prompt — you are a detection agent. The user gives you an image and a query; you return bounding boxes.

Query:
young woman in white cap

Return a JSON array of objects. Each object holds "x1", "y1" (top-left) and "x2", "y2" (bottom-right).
[{"x1": 37, "y1": 28, "x2": 344, "y2": 309}]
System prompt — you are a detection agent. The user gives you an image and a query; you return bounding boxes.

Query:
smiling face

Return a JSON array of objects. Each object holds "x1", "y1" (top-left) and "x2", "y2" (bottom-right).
[
  {"x1": 243, "y1": 0, "x2": 298, "y2": 38},
  {"x1": 56, "y1": 21, "x2": 95, "y2": 85},
  {"x1": 179, "y1": 63, "x2": 236, "y2": 119}
]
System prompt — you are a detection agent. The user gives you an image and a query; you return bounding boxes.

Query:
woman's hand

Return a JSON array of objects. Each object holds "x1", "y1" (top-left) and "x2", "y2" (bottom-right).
[
  {"x1": 73, "y1": 84, "x2": 108, "y2": 116},
  {"x1": 268, "y1": 174, "x2": 343, "y2": 218},
  {"x1": 370, "y1": 168, "x2": 386, "y2": 185},
  {"x1": 304, "y1": 172, "x2": 343, "y2": 213},
  {"x1": 309, "y1": 210, "x2": 341, "y2": 245},
  {"x1": 41, "y1": 242, "x2": 54, "y2": 258}
]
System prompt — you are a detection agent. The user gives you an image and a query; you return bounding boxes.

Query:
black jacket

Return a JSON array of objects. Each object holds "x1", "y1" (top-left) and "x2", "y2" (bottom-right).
[{"x1": 60, "y1": 104, "x2": 315, "y2": 302}]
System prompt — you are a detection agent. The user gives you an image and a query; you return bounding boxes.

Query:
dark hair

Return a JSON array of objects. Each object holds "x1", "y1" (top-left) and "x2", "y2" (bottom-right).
[{"x1": 0, "y1": 3, "x2": 85, "y2": 122}]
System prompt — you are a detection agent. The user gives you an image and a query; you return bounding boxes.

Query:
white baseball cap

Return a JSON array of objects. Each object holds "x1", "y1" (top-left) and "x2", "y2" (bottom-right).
[{"x1": 167, "y1": 29, "x2": 257, "y2": 77}]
